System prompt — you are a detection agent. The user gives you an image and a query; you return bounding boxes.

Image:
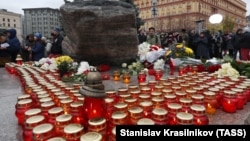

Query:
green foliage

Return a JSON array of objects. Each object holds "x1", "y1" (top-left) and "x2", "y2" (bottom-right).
[{"x1": 222, "y1": 16, "x2": 235, "y2": 32}]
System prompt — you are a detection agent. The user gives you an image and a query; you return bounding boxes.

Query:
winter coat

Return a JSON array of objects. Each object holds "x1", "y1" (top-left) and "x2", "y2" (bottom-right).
[{"x1": 32, "y1": 41, "x2": 45, "y2": 61}]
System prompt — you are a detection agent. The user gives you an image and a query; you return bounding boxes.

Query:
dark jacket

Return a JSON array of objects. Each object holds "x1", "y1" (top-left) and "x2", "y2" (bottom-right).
[
  {"x1": 231, "y1": 29, "x2": 243, "y2": 49},
  {"x1": 32, "y1": 41, "x2": 45, "y2": 61},
  {"x1": 240, "y1": 32, "x2": 250, "y2": 49},
  {"x1": 6, "y1": 29, "x2": 20, "y2": 62},
  {"x1": 50, "y1": 34, "x2": 63, "y2": 55}
]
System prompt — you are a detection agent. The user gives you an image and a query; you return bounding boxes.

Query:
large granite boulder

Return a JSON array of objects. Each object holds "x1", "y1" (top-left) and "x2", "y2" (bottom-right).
[{"x1": 60, "y1": 0, "x2": 139, "y2": 66}]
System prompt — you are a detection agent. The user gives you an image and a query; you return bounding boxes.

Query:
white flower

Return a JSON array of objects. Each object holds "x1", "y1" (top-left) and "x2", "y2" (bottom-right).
[
  {"x1": 128, "y1": 65, "x2": 133, "y2": 70},
  {"x1": 153, "y1": 59, "x2": 165, "y2": 70},
  {"x1": 34, "y1": 61, "x2": 40, "y2": 66},
  {"x1": 49, "y1": 63, "x2": 58, "y2": 71},
  {"x1": 40, "y1": 63, "x2": 49, "y2": 70},
  {"x1": 76, "y1": 61, "x2": 90, "y2": 74},
  {"x1": 138, "y1": 42, "x2": 150, "y2": 62},
  {"x1": 227, "y1": 68, "x2": 240, "y2": 78},
  {"x1": 38, "y1": 58, "x2": 48, "y2": 65},
  {"x1": 214, "y1": 63, "x2": 239, "y2": 78},
  {"x1": 221, "y1": 63, "x2": 231, "y2": 70},
  {"x1": 122, "y1": 63, "x2": 127, "y2": 68},
  {"x1": 132, "y1": 62, "x2": 137, "y2": 67}
]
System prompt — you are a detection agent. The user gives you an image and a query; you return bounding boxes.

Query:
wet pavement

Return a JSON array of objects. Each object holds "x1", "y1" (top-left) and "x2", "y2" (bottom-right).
[{"x1": 0, "y1": 67, "x2": 250, "y2": 140}]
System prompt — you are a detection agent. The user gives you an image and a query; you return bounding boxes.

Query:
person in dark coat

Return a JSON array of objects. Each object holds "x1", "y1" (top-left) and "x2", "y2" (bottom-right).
[
  {"x1": 231, "y1": 28, "x2": 243, "y2": 60},
  {"x1": 50, "y1": 27, "x2": 64, "y2": 57},
  {"x1": 239, "y1": 27, "x2": 250, "y2": 61},
  {"x1": 194, "y1": 32, "x2": 210, "y2": 59},
  {"x1": 6, "y1": 29, "x2": 21, "y2": 62},
  {"x1": 27, "y1": 32, "x2": 45, "y2": 61},
  {"x1": 21, "y1": 33, "x2": 35, "y2": 61}
]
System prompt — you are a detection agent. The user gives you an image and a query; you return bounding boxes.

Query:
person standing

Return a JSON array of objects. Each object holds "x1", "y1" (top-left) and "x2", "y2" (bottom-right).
[
  {"x1": 22, "y1": 33, "x2": 35, "y2": 61},
  {"x1": 240, "y1": 27, "x2": 250, "y2": 61},
  {"x1": 231, "y1": 28, "x2": 243, "y2": 60},
  {"x1": 146, "y1": 27, "x2": 161, "y2": 46},
  {"x1": 137, "y1": 28, "x2": 147, "y2": 44},
  {"x1": 6, "y1": 29, "x2": 20, "y2": 62},
  {"x1": 194, "y1": 32, "x2": 210, "y2": 59},
  {"x1": 27, "y1": 32, "x2": 45, "y2": 61},
  {"x1": 50, "y1": 27, "x2": 64, "y2": 57}
]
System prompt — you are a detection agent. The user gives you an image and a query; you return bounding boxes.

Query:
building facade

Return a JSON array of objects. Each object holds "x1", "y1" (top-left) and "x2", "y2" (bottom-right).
[
  {"x1": 247, "y1": 15, "x2": 250, "y2": 28},
  {"x1": 23, "y1": 8, "x2": 61, "y2": 39},
  {"x1": 134, "y1": 0, "x2": 247, "y2": 33},
  {"x1": 0, "y1": 9, "x2": 22, "y2": 40}
]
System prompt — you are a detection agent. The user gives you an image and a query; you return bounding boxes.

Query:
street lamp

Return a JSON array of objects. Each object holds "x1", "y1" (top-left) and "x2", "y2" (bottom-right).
[{"x1": 151, "y1": 0, "x2": 158, "y2": 29}]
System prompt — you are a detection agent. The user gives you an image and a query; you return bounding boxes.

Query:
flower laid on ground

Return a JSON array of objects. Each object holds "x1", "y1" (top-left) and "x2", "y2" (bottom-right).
[
  {"x1": 213, "y1": 62, "x2": 240, "y2": 78},
  {"x1": 165, "y1": 43, "x2": 194, "y2": 59},
  {"x1": 120, "y1": 61, "x2": 144, "y2": 75},
  {"x1": 55, "y1": 55, "x2": 74, "y2": 76},
  {"x1": 153, "y1": 59, "x2": 165, "y2": 70},
  {"x1": 34, "y1": 57, "x2": 58, "y2": 71}
]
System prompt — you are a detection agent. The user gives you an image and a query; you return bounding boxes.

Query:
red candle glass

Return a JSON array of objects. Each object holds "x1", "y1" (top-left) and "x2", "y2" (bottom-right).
[
  {"x1": 222, "y1": 90, "x2": 238, "y2": 113},
  {"x1": 152, "y1": 97, "x2": 165, "y2": 108},
  {"x1": 63, "y1": 123, "x2": 85, "y2": 141},
  {"x1": 164, "y1": 94, "x2": 177, "y2": 107},
  {"x1": 55, "y1": 114, "x2": 73, "y2": 136},
  {"x1": 70, "y1": 102, "x2": 85, "y2": 125},
  {"x1": 179, "y1": 98, "x2": 193, "y2": 113},
  {"x1": 152, "y1": 108, "x2": 168, "y2": 125},
  {"x1": 24, "y1": 108, "x2": 42, "y2": 125},
  {"x1": 154, "y1": 69, "x2": 163, "y2": 81},
  {"x1": 110, "y1": 111, "x2": 128, "y2": 131},
  {"x1": 203, "y1": 91, "x2": 219, "y2": 109},
  {"x1": 137, "y1": 118, "x2": 155, "y2": 125},
  {"x1": 167, "y1": 103, "x2": 182, "y2": 125},
  {"x1": 84, "y1": 97, "x2": 106, "y2": 121},
  {"x1": 190, "y1": 104, "x2": 209, "y2": 125},
  {"x1": 137, "y1": 72, "x2": 147, "y2": 83},
  {"x1": 32, "y1": 123, "x2": 55, "y2": 141},
  {"x1": 104, "y1": 98, "x2": 115, "y2": 121},
  {"x1": 23, "y1": 115, "x2": 45, "y2": 141},
  {"x1": 176, "y1": 112, "x2": 194, "y2": 125},
  {"x1": 47, "y1": 107, "x2": 64, "y2": 126},
  {"x1": 139, "y1": 101, "x2": 153, "y2": 118},
  {"x1": 128, "y1": 106, "x2": 144, "y2": 125},
  {"x1": 191, "y1": 94, "x2": 205, "y2": 106},
  {"x1": 80, "y1": 132, "x2": 103, "y2": 141},
  {"x1": 41, "y1": 101, "x2": 55, "y2": 120},
  {"x1": 88, "y1": 117, "x2": 107, "y2": 140},
  {"x1": 15, "y1": 98, "x2": 33, "y2": 127},
  {"x1": 231, "y1": 88, "x2": 246, "y2": 110}
]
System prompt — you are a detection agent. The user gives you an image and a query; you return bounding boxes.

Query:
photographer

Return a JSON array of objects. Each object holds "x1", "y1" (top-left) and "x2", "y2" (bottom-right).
[{"x1": 49, "y1": 27, "x2": 63, "y2": 57}]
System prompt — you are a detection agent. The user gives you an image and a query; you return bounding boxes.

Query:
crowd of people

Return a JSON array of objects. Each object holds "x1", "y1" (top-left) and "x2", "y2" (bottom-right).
[
  {"x1": 0, "y1": 27, "x2": 64, "y2": 66},
  {"x1": 138, "y1": 26, "x2": 250, "y2": 61}
]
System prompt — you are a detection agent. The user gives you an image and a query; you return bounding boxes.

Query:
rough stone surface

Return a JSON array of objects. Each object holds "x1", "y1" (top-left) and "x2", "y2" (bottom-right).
[{"x1": 60, "y1": 0, "x2": 138, "y2": 66}]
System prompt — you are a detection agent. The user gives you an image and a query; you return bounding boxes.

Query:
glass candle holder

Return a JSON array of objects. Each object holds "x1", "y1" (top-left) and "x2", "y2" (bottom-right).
[
  {"x1": 175, "y1": 91, "x2": 187, "y2": 102},
  {"x1": 151, "y1": 91, "x2": 163, "y2": 98},
  {"x1": 104, "y1": 98, "x2": 115, "y2": 121},
  {"x1": 191, "y1": 94, "x2": 205, "y2": 106},
  {"x1": 172, "y1": 86, "x2": 182, "y2": 94},
  {"x1": 179, "y1": 98, "x2": 193, "y2": 113},
  {"x1": 154, "y1": 85, "x2": 164, "y2": 93},
  {"x1": 139, "y1": 101, "x2": 153, "y2": 118},
  {"x1": 24, "y1": 108, "x2": 42, "y2": 124},
  {"x1": 137, "y1": 118, "x2": 155, "y2": 125},
  {"x1": 152, "y1": 108, "x2": 168, "y2": 125},
  {"x1": 192, "y1": 86, "x2": 204, "y2": 95},
  {"x1": 88, "y1": 117, "x2": 107, "y2": 140},
  {"x1": 105, "y1": 90, "x2": 117, "y2": 99},
  {"x1": 162, "y1": 82, "x2": 172, "y2": 89},
  {"x1": 203, "y1": 91, "x2": 219, "y2": 109},
  {"x1": 117, "y1": 88, "x2": 128, "y2": 95},
  {"x1": 141, "y1": 87, "x2": 151, "y2": 94},
  {"x1": 122, "y1": 72, "x2": 131, "y2": 84},
  {"x1": 164, "y1": 94, "x2": 177, "y2": 107},
  {"x1": 152, "y1": 97, "x2": 165, "y2": 108},
  {"x1": 32, "y1": 123, "x2": 54, "y2": 141},
  {"x1": 235, "y1": 85, "x2": 248, "y2": 104},
  {"x1": 185, "y1": 89, "x2": 197, "y2": 99},
  {"x1": 48, "y1": 107, "x2": 64, "y2": 126},
  {"x1": 180, "y1": 84, "x2": 190, "y2": 92},
  {"x1": 114, "y1": 102, "x2": 128, "y2": 114},
  {"x1": 60, "y1": 99, "x2": 73, "y2": 114},
  {"x1": 15, "y1": 98, "x2": 34, "y2": 127},
  {"x1": 41, "y1": 101, "x2": 55, "y2": 120},
  {"x1": 154, "y1": 69, "x2": 163, "y2": 81},
  {"x1": 23, "y1": 115, "x2": 45, "y2": 141},
  {"x1": 55, "y1": 114, "x2": 73, "y2": 136},
  {"x1": 113, "y1": 71, "x2": 120, "y2": 81},
  {"x1": 137, "y1": 72, "x2": 147, "y2": 83},
  {"x1": 231, "y1": 88, "x2": 246, "y2": 110},
  {"x1": 63, "y1": 123, "x2": 85, "y2": 141},
  {"x1": 110, "y1": 111, "x2": 128, "y2": 129},
  {"x1": 130, "y1": 90, "x2": 141, "y2": 99},
  {"x1": 176, "y1": 112, "x2": 194, "y2": 125},
  {"x1": 109, "y1": 127, "x2": 116, "y2": 141},
  {"x1": 124, "y1": 98, "x2": 138, "y2": 109},
  {"x1": 80, "y1": 132, "x2": 103, "y2": 141},
  {"x1": 117, "y1": 93, "x2": 131, "y2": 103},
  {"x1": 128, "y1": 85, "x2": 139, "y2": 93},
  {"x1": 138, "y1": 94, "x2": 151, "y2": 102},
  {"x1": 128, "y1": 106, "x2": 143, "y2": 125},
  {"x1": 162, "y1": 88, "x2": 173, "y2": 95},
  {"x1": 70, "y1": 102, "x2": 85, "y2": 125},
  {"x1": 139, "y1": 82, "x2": 148, "y2": 90},
  {"x1": 167, "y1": 103, "x2": 182, "y2": 125},
  {"x1": 47, "y1": 137, "x2": 66, "y2": 141},
  {"x1": 190, "y1": 104, "x2": 209, "y2": 125},
  {"x1": 222, "y1": 90, "x2": 238, "y2": 113},
  {"x1": 158, "y1": 78, "x2": 167, "y2": 86}
]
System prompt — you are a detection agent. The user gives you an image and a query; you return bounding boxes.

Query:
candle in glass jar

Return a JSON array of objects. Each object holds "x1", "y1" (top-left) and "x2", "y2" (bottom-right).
[
  {"x1": 70, "y1": 102, "x2": 85, "y2": 125},
  {"x1": 80, "y1": 132, "x2": 103, "y2": 141},
  {"x1": 32, "y1": 123, "x2": 54, "y2": 141},
  {"x1": 23, "y1": 115, "x2": 46, "y2": 141},
  {"x1": 55, "y1": 114, "x2": 73, "y2": 136},
  {"x1": 122, "y1": 72, "x2": 131, "y2": 83},
  {"x1": 138, "y1": 94, "x2": 151, "y2": 102},
  {"x1": 176, "y1": 112, "x2": 194, "y2": 125},
  {"x1": 191, "y1": 94, "x2": 205, "y2": 106},
  {"x1": 24, "y1": 108, "x2": 42, "y2": 124},
  {"x1": 222, "y1": 90, "x2": 238, "y2": 113},
  {"x1": 154, "y1": 85, "x2": 164, "y2": 93},
  {"x1": 137, "y1": 72, "x2": 147, "y2": 83},
  {"x1": 137, "y1": 118, "x2": 155, "y2": 125},
  {"x1": 124, "y1": 98, "x2": 138, "y2": 109},
  {"x1": 128, "y1": 85, "x2": 139, "y2": 92},
  {"x1": 141, "y1": 87, "x2": 151, "y2": 94},
  {"x1": 15, "y1": 98, "x2": 34, "y2": 127},
  {"x1": 152, "y1": 97, "x2": 165, "y2": 108},
  {"x1": 109, "y1": 127, "x2": 116, "y2": 141},
  {"x1": 41, "y1": 101, "x2": 55, "y2": 120},
  {"x1": 231, "y1": 88, "x2": 246, "y2": 110},
  {"x1": 139, "y1": 101, "x2": 153, "y2": 118},
  {"x1": 179, "y1": 98, "x2": 193, "y2": 113},
  {"x1": 167, "y1": 103, "x2": 182, "y2": 125},
  {"x1": 128, "y1": 106, "x2": 143, "y2": 125},
  {"x1": 48, "y1": 107, "x2": 64, "y2": 126},
  {"x1": 88, "y1": 117, "x2": 107, "y2": 140},
  {"x1": 114, "y1": 102, "x2": 128, "y2": 113},
  {"x1": 152, "y1": 108, "x2": 168, "y2": 125},
  {"x1": 110, "y1": 111, "x2": 128, "y2": 129},
  {"x1": 47, "y1": 137, "x2": 66, "y2": 141},
  {"x1": 164, "y1": 94, "x2": 177, "y2": 107},
  {"x1": 63, "y1": 123, "x2": 85, "y2": 141},
  {"x1": 190, "y1": 104, "x2": 209, "y2": 125},
  {"x1": 154, "y1": 69, "x2": 163, "y2": 81},
  {"x1": 203, "y1": 91, "x2": 219, "y2": 109},
  {"x1": 105, "y1": 90, "x2": 117, "y2": 99},
  {"x1": 113, "y1": 71, "x2": 120, "y2": 81},
  {"x1": 130, "y1": 90, "x2": 141, "y2": 99},
  {"x1": 151, "y1": 91, "x2": 163, "y2": 98}
]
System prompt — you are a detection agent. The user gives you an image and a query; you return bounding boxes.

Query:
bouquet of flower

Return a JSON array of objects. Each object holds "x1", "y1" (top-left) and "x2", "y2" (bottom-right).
[
  {"x1": 165, "y1": 43, "x2": 194, "y2": 59},
  {"x1": 213, "y1": 63, "x2": 240, "y2": 78},
  {"x1": 55, "y1": 55, "x2": 74, "y2": 76},
  {"x1": 121, "y1": 61, "x2": 145, "y2": 76},
  {"x1": 34, "y1": 57, "x2": 58, "y2": 71}
]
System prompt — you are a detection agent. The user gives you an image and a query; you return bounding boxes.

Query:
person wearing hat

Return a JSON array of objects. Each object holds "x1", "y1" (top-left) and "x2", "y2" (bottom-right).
[
  {"x1": 5, "y1": 28, "x2": 21, "y2": 62},
  {"x1": 27, "y1": 32, "x2": 45, "y2": 61},
  {"x1": 50, "y1": 27, "x2": 64, "y2": 57},
  {"x1": 239, "y1": 27, "x2": 250, "y2": 60}
]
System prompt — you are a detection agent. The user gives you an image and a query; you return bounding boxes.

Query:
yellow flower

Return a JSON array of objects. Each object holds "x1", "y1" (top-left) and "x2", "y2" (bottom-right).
[
  {"x1": 166, "y1": 50, "x2": 172, "y2": 56},
  {"x1": 185, "y1": 47, "x2": 193, "y2": 55},
  {"x1": 176, "y1": 44, "x2": 184, "y2": 48}
]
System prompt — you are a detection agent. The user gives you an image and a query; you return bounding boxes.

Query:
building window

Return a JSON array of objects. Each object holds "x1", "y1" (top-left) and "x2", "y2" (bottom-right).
[
  {"x1": 8, "y1": 23, "x2": 10, "y2": 27},
  {"x1": 3, "y1": 18, "x2": 5, "y2": 21},
  {"x1": 7, "y1": 19, "x2": 10, "y2": 22},
  {"x1": 14, "y1": 24, "x2": 16, "y2": 28},
  {"x1": 14, "y1": 19, "x2": 16, "y2": 22}
]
